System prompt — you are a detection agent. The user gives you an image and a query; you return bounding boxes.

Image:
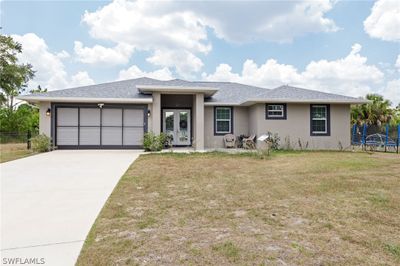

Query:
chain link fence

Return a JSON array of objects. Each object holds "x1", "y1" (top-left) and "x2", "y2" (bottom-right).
[
  {"x1": 351, "y1": 124, "x2": 400, "y2": 153},
  {"x1": 0, "y1": 131, "x2": 38, "y2": 149}
]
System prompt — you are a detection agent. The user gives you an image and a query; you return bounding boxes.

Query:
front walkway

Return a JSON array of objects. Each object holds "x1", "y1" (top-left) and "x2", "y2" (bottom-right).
[
  {"x1": 159, "y1": 147, "x2": 256, "y2": 153},
  {"x1": 1, "y1": 150, "x2": 142, "y2": 266}
]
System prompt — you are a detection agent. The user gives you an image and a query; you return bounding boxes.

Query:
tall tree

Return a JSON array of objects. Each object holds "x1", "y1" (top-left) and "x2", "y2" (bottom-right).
[
  {"x1": 0, "y1": 34, "x2": 35, "y2": 111},
  {"x1": 29, "y1": 85, "x2": 47, "y2": 94},
  {"x1": 351, "y1": 94, "x2": 395, "y2": 126}
]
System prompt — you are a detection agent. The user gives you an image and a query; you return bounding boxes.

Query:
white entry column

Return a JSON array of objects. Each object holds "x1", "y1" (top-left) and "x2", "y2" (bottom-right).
[
  {"x1": 152, "y1": 92, "x2": 161, "y2": 134},
  {"x1": 194, "y1": 93, "x2": 204, "y2": 150}
]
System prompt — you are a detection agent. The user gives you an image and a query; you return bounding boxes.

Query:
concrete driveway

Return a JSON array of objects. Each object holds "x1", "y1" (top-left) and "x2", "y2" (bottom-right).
[{"x1": 1, "y1": 150, "x2": 142, "y2": 266}]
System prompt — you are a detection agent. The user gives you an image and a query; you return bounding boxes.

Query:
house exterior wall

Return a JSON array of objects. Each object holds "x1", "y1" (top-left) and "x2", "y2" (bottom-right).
[
  {"x1": 248, "y1": 105, "x2": 258, "y2": 137},
  {"x1": 39, "y1": 102, "x2": 51, "y2": 137},
  {"x1": 248, "y1": 103, "x2": 350, "y2": 150},
  {"x1": 147, "y1": 103, "x2": 153, "y2": 132},
  {"x1": 204, "y1": 106, "x2": 249, "y2": 148},
  {"x1": 39, "y1": 98, "x2": 350, "y2": 150}
]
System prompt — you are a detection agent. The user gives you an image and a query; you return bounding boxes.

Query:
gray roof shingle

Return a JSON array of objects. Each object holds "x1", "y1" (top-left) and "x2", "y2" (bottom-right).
[
  {"x1": 259, "y1": 85, "x2": 363, "y2": 101},
  {"x1": 21, "y1": 77, "x2": 365, "y2": 104}
]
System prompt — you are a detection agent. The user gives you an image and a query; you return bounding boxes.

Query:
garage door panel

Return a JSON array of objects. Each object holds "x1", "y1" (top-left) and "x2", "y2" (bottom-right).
[
  {"x1": 56, "y1": 106, "x2": 144, "y2": 148},
  {"x1": 124, "y1": 109, "x2": 144, "y2": 126},
  {"x1": 80, "y1": 127, "x2": 100, "y2": 145},
  {"x1": 102, "y1": 127, "x2": 122, "y2": 145},
  {"x1": 57, "y1": 127, "x2": 78, "y2": 145},
  {"x1": 57, "y1": 108, "x2": 78, "y2": 126},
  {"x1": 80, "y1": 108, "x2": 100, "y2": 126},
  {"x1": 123, "y1": 128, "x2": 143, "y2": 145},
  {"x1": 102, "y1": 109, "x2": 122, "y2": 126}
]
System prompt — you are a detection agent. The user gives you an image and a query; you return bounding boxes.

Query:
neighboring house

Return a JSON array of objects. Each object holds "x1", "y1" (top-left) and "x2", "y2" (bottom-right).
[{"x1": 18, "y1": 77, "x2": 367, "y2": 150}]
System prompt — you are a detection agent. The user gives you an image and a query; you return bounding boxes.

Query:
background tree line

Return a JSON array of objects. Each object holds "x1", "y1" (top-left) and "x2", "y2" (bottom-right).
[
  {"x1": 351, "y1": 94, "x2": 400, "y2": 127},
  {"x1": 0, "y1": 34, "x2": 399, "y2": 137},
  {"x1": 0, "y1": 34, "x2": 46, "y2": 135}
]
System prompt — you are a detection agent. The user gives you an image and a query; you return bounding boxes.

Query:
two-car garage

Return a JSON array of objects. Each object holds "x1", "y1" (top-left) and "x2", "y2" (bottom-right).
[{"x1": 54, "y1": 104, "x2": 147, "y2": 149}]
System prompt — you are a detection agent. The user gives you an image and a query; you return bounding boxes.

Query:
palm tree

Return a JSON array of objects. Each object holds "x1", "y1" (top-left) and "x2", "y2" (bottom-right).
[{"x1": 351, "y1": 94, "x2": 394, "y2": 126}]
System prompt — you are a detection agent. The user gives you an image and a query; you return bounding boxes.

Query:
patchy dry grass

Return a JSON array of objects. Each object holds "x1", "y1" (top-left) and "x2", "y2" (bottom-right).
[
  {"x1": 77, "y1": 151, "x2": 400, "y2": 265},
  {"x1": 0, "y1": 143, "x2": 34, "y2": 163}
]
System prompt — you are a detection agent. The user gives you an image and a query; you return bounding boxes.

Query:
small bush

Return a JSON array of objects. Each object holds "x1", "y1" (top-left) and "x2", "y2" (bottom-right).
[
  {"x1": 298, "y1": 138, "x2": 309, "y2": 150},
  {"x1": 31, "y1": 134, "x2": 51, "y2": 152},
  {"x1": 284, "y1": 136, "x2": 293, "y2": 150},
  {"x1": 338, "y1": 141, "x2": 344, "y2": 151},
  {"x1": 143, "y1": 132, "x2": 166, "y2": 151},
  {"x1": 267, "y1": 131, "x2": 280, "y2": 150}
]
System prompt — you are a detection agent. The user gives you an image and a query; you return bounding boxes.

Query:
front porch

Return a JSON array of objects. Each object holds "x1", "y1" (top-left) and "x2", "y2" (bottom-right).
[
  {"x1": 155, "y1": 147, "x2": 257, "y2": 154},
  {"x1": 150, "y1": 92, "x2": 205, "y2": 150}
]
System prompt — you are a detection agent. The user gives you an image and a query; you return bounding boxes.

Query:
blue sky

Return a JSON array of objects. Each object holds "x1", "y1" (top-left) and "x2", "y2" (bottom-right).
[{"x1": 1, "y1": 0, "x2": 399, "y2": 105}]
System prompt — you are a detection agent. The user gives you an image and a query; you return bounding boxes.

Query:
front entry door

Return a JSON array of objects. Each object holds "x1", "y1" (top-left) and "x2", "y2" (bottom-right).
[{"x1": 163, "y1": 109, "x2": 191, "y2": 146}]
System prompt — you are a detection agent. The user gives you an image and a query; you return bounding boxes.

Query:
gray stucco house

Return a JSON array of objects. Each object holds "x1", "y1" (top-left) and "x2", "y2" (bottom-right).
[{"x1": 18, "y1": 77, "x2": 367, "y2": 150}]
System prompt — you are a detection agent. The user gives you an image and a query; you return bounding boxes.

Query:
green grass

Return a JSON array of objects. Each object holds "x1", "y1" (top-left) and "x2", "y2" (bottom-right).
[
  {"x1": 368, "y1": 192, "x2": 390, "y2": 207},
  {"x1": 77, "y1": 151, "x2": 400, "y2": 265},
  {"x1": 212, "y1": 241, "x2": 240, "y2": 262},
  {"x1": 136, "y1": 216, "x2": 157, "y2": 229},
  {"x1": 385, "y1": 244, "x2": 400, "y2": 260}
]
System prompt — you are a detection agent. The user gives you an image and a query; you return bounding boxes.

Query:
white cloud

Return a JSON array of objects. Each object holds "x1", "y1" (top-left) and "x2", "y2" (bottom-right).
[
  {"x1": 190, "y1": 0, "x2": 338, "y2": 43},
  {"x1": 13, "y1": 33, "x2": 69, "y2": 90},
  {"x1": 81, "y1": 0, "x2": 210, "y2": 75},
  {"x1": 203, "y1": 60, "x2": 303, "y2": 88},
  {"x1": 56, "y1": 50, "x2": 70, "y2": 59},
  {"x1": 380, "y1": 79, "x2": 400, "y2": 106},
  {"x1": 70, "y1": 71, "x2": 95, "y2": 87},
  {"x1": 80, "y1": 0, "x2": 338, "y2": 76},
  {"x1": 203, "y1": 43, "x2": 387, "y2": 101},
  {"x1": 202, "y1": 64, "x2": 241, "y2": 83},
  {"x1": 302, "y1": 43, "x2": 384, "y2": 96},
  {"x1": 364, "y1": 0, "x2": 400, "y2": 42},
  {"x1": 12, "y1": 33, "x2": 95, "y2": 90},
  {"x1": 395, "y1": 55, "x2": 400, "y2": 71},
  {"x1": 82, "y1": 0, "x2": 211, "y2": 53},
  {"x1": 146, "y1": 49, "x2": 203, "y2": 78},
  {"x1": 74, "y1": 41, "x2": 134, "y2": 65},
  {"x1": 118, "y1": 65, "x2": 173, "y2": 81}
]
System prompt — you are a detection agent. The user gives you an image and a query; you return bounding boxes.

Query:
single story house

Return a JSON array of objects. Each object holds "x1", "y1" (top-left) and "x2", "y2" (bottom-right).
[{"x1": 18, "y1": 77, "x2": 367, "y2": 150}]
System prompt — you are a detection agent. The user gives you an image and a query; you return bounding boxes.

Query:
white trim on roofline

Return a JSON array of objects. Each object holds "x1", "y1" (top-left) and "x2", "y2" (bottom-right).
[
  {"x1": 241, "y1": 98, "x2": 370, "y2": 105},
  {"x1": 204, "y1": 102, "x2": 241, "y2": 106},
  {"x1": 137, "y1": 85, "x2": 218, "y2": 97},
  {"x1": 204, "y1": 98, "x2": 369, "y2": 106},
  {"x1": 16, "y1": 96, "x2": 153, "y2": 104}
]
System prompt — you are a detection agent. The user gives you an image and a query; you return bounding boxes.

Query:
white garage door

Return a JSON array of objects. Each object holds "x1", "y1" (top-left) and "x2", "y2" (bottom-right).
[{"x1": 56, "y1": 106, "x2": 145, "y2": 148}]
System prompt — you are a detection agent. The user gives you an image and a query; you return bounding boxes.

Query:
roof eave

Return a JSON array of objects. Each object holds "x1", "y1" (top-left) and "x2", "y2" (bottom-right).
[
  {"x1": 16, "y1": 96, "x2": 153, "y2": 104},
  {"x1": 204, "y1": 102, "x2": 241, "y2": 106},
  {"x1": 241, "y1": 98, "x2": 370, "y2": 105},
  {"x1": 137, "y1": 85, "x2": 219, "y2": 97}
]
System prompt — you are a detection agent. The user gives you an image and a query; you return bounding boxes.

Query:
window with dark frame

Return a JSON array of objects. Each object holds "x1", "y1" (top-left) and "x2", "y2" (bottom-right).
[
  {"x1": 214, "y1": 107, "x2": 232, "y2": 135},
  {"x1": 310, "y1": 104, "x2": 330, "y2": 136},
  {"x1": 266, "y1": 104, "x2": 286, "y2": 119}
]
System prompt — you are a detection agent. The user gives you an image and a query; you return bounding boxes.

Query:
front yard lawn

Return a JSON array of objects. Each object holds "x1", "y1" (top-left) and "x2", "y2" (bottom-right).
[
  {"x1": 77, "y1": 151, "x2": 400, "y2": 265},
  {"x1": 0, "y1": 143, "x2": 35, "y2": 163}
]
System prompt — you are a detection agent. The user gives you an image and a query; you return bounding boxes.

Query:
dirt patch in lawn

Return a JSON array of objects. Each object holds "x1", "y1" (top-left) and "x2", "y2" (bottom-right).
[
  {"x1": 0, "y1": 143, "x2": 34, "y2": 163},
  {"x1": 77, "y1": 151, "x2": 400, "y2": 265}
]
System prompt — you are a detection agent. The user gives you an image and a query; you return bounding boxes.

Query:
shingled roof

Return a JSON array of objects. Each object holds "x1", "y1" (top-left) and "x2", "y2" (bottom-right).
[{"x1": 18, "y1": 77, "x2": 367, "y2": 104}]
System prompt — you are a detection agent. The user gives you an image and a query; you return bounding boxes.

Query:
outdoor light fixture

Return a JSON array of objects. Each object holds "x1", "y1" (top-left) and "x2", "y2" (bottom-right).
[
  {"x1": 46, "y1": 108, "x2": 51, "y2": 116},
  {"x1": 147, "y1": 109, "x2": 151, "y2": 117}
]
